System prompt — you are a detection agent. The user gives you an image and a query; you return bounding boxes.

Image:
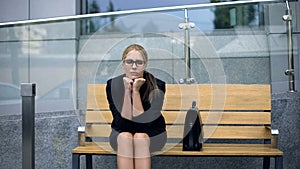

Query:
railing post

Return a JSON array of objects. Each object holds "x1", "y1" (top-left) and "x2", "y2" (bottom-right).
[
  {"x1": 179, "y1": 8, "x2": 195, "y2": 84},
  {"x1": 283, "y1": 0, "x2": 297, "y2": 92},
  {"x1": 21, "y1": 83, "x2": 36, "y2": 169}
]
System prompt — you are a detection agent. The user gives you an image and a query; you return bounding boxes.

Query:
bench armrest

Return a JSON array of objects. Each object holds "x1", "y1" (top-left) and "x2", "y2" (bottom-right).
[
  {"x1": 271, "y1": 129, "x2": 279, "y2": 148},
  {"x1": 78, "y1": 126, "x2": 86, "y2": 146},
  {"x1": 266, "y1": 126, "x2": 279, "y2": 148},
  {"x1": 78, "y1": 126, "x2": 86, "y2": 132}
]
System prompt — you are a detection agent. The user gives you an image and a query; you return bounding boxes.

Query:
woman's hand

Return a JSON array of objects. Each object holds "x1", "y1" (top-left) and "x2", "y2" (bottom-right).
[
  {"x1": 123, "y1": 77, "x2": 145, "y2": 93},
  {"x1": 132, "y1": 78, "x2": 146, "y2": 92},
  {"x1": 123, "y1": 77, "x2": 134, "y2": 92}
]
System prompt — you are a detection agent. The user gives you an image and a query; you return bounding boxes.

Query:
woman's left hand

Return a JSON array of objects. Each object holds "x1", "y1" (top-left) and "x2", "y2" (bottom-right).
[{"x1": 132, "y1": 78, "x2": 146, "y2": 92}]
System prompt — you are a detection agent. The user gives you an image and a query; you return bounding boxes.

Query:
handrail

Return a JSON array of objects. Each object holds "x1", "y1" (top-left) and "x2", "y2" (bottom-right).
[{"x1": 0, "y1": 0, "x2": 281, "y2": 27}]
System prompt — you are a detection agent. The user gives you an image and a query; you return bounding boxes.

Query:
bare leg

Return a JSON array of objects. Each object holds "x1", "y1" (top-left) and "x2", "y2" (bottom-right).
[
  {"x1": 133, "y1": 133, "x2": 151, "y2": 169},
  {"x1": 117, "y1": 132, "x2": 134, "y2": 169}
]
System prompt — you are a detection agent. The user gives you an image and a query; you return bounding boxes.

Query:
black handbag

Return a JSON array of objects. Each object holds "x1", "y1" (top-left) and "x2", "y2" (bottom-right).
[{"x1": 182, "y1": 101, "x2": 204, "y2": 151}]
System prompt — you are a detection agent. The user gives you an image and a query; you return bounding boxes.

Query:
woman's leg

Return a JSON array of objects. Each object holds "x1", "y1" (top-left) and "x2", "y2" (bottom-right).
[
  {"x1": 117, "y1": 132, "x2": 134, "y2": 169},
  {"x1": 133, "y1": 133, "x2": 151, "y2": 169}
]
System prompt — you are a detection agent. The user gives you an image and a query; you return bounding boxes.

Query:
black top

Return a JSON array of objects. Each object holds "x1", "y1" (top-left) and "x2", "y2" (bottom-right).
[{"x1": 106, "y1": 73, "x2": 166, "y2": 137}]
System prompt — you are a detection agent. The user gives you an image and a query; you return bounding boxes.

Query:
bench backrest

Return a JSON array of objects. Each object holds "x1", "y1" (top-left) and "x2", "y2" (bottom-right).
[{"x1": 85, "y1": 84, "x2": 271, "y2": 141}]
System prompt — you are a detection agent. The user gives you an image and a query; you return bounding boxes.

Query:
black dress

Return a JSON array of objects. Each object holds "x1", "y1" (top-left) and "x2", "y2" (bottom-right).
[{"x1": 106, "y1": 73, "x2": 167, "y2": 152}]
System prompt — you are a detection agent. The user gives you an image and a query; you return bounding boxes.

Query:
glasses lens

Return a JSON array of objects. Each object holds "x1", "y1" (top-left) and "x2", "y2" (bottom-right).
[
  {"x1": 125, "y1": 59, "x2": 134, "y2": 65},
  {"x1": 135, "y1": 60, "x2": 144, "y2": 66},
  {"x1": 124, "y1": 59, "x2": 144, "y2": 66}
]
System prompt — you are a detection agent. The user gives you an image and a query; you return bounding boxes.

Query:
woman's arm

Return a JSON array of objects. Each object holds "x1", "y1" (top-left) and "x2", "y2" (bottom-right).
[
  {"x1": 106, "y1": 78, "x2": 134, "y2": 131},
  {"x1": 132, "y1": 90, "x2": 144, "y2": 117},
  {"x1": 133, "y1": 79, "x2": 166, "y2": 123},
  {"x1": 121, "y1": 78, "x2": 133, "y2": 120},
  {"x1": 132, "y1": 78, "x2": 146, "y2": 117}
]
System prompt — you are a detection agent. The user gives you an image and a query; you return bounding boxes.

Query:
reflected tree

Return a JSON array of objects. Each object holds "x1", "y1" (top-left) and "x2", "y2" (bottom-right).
[
  {"x1": 84, "y1": 0, "x2": 121, "y2": 34},
  {"x1": 88, "y1": 0, "x2": 101, "y2": 33},
  {"x1": 211, "y1": 0, "x2": 257, "y2": 29},
  {"x1": 102, "y1": 1, "x2": 122, "y2": 32}
]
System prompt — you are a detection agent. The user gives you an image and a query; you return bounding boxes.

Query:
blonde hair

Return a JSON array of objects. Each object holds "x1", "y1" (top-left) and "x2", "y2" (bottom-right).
[
  {"x1": 122, "y1": 44, "x2": 157, "y2": 102},
  {"x1": 122, "y1": 44, "x2": 148, "y2": 63}
]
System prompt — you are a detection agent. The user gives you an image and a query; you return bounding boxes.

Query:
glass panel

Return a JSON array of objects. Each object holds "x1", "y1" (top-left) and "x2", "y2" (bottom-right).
[
  {"x1": 77, "y1": 3, "x2": 273, "y2": 112},
  {"x1": 82, "y1": 0, "x2": 265, "y2": 34},
  {"x1": 0, "y1": 2, "x2": 290, "y2": 118},
  {"x1": 0, "y1": 25, "x2": 29, "y2": 115},
  {"x1": 27, "y1": 21, "x2": 77, "y2": 113}
]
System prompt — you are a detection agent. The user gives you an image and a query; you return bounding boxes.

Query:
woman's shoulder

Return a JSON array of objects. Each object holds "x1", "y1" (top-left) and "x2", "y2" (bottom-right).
[
  {"x1": 155, "y1": 77, "x2": 166, "y2": 92},
  {"x1": 156, "y1": 78, "x2": 165, "y2": 86},
  {"x1": 107, "y1": 74, "x2": 125, "y2": 84}
]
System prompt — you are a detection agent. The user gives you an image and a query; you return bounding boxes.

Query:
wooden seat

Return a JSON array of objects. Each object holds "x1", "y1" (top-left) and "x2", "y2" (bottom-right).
[{"x1": 72, "y1": 84, "x2": 283, "y2": 169}]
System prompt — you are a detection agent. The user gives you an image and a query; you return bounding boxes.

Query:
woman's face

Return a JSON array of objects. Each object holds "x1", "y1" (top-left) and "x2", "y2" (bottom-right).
[{"x1": 122, "y1": 49, "x2": 146, "y2": 80}]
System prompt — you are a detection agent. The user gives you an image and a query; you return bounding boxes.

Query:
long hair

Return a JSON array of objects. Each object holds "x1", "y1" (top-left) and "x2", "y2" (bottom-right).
[{"x1": 122, "y1": 44, "x2": 158, "y2": 102}]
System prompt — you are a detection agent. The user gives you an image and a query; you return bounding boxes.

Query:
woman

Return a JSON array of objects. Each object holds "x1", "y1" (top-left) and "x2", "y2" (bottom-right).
[{"x1": 106, "y1": 44, "x2": 167, "y2": 169}]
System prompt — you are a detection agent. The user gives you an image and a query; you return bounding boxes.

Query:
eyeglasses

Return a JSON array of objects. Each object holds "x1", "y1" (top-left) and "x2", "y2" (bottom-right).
[{"x1": 123, "y1": 59, "x2": 145, "y2": 67}]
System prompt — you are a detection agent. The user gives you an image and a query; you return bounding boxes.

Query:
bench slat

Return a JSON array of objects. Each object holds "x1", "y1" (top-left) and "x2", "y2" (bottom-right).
[
  {"x1": 86, "y1": 111, "x2": 271, "y2": 125},
  {"x1": 87, "y1": 84, "x2": 271, "y2": 110},
  {"x1": 197, "y1": 84, "x2": 271, "y2": 111},
  {"x1": 86, "y1": 84, "x2": 107, "y2": 110},
  {"x1": 167, "y1": 126, "x2": 271, "y2": 139},
  {"x1": 72, "y1": 142, "x2": 283, "y2": 156},
  {"x1": 157, "y1": 143, "x2": 283, "y2": 156},
  {"x1": 86, "y1": 84, "x2": 271, "y2": 111},
  {"x1": 86, "y1": 125, "x2": 271, "y2": 139}
]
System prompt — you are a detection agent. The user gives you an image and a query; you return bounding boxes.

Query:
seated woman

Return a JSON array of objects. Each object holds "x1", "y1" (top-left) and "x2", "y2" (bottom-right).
[{"x1": 106, "y1": 44, "x2": 167, "y2": 169}]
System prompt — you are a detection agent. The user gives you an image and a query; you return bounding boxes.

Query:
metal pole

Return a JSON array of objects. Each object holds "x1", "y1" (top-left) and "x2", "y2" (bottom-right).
[
  {"x1": 21, "y1": 83, "x2": 36, "y2": 169},
  {"x1": 283, "y1": 0, "x2": 296, "y2": 92},
  {"x1": 179, "y1": 9, "x2": 195, "y2": 84},
  {"x1": 184, "y1": 9, "x2": 191, "y2": 81}
]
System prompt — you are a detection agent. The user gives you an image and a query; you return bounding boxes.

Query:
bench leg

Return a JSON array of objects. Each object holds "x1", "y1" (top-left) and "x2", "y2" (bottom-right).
[
  {"x1": 72, "y1": 154, "x2": 80, "y2": 169},
  {"x1": 263, "y1": 157, "x2": 270, "y2": 169},
  {"x1": 86, "y1": 155, "x2": 93, "y2": 169},
  {"x1": 275, "y1": 156, "x2": 283, "y2": 169}
]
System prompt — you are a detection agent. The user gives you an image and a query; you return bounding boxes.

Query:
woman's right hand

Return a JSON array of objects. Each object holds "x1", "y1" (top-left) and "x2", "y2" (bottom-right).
[{"x1": 123, "y1": 77, "x2": 133, "y2": 92}]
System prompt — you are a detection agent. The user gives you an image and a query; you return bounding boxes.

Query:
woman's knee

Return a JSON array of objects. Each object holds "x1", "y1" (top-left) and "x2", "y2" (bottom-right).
[
  {"x1": 134, "y1": 133, "x2": 150, "y2": 139},
  {"x1": 117, "y1": 132, "x2": 133, "y2": 145},
  {"x1": 117, "y1": 132, "x2": 134, "y2": 157},
  {"x1": 119, "y1": 132, "x2": 133, "y2": 138},
  {"x1": 133, "y1": 133, "x2": 150, "y2": 147},
  {"x1": 133, "y1": 133, "x2": 151, "y2": 158}
]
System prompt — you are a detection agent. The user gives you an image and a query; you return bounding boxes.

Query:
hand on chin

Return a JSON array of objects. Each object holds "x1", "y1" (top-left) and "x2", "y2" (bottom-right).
[
  {"x1": 130, "y1": 75, "x2": 139, "y2": 80},
  {"x1": 129, "y1": 73, "x2": 141, "y2": 80}
]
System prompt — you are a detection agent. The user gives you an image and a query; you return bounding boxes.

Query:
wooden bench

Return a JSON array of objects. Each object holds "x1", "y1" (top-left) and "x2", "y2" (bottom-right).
[{"x1": 72, "y1": 84, "x2": 283, "y2": 169}]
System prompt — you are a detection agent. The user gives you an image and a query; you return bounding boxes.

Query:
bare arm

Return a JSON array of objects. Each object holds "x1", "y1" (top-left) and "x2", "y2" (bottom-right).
[
  {"x1": 121, "y1": 77, "x2": 133, "y2": 120},
  {"x1": 132, "y1": 90, "x2": 144, "y2": 117},
  {"x1": 122, "y1": 77, "x2": 146, "y2": 118},
  {"x1": 131, "y1": 78, "x2": 145, "y2": 117},
  {"x1": 122, "y1": 90, "x2": 132, "y2": 120}
]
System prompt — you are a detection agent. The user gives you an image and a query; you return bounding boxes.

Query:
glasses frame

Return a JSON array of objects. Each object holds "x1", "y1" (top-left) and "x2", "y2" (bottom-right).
[{"x1": 123, "y1": 59, "x2": 146, "y2": 67}]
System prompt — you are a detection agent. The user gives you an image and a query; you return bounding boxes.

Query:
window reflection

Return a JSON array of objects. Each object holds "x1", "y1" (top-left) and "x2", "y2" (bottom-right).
[{"x1": 81, "y1": 0, "x2": 264, "y2": 34}]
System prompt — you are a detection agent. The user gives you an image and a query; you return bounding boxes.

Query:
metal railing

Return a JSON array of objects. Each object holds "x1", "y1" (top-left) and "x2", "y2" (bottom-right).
[{"x1": 0, "y1": 0, "x2": 282, "y2": 27}]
